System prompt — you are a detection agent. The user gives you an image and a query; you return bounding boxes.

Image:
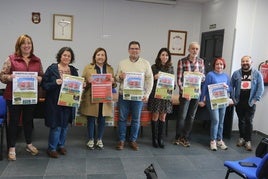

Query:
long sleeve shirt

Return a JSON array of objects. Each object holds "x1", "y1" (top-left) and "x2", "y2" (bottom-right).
[
  {"x1": 177, "y1": 55, "x2": 205, "y2": 94},
  {"x1": 115, "y1": 57, "x2": 153, "y2": 98}
]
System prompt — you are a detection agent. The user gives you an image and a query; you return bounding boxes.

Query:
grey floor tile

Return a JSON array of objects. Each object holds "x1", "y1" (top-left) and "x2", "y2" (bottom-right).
[
  {"x1": 44, "y1": 175, "x2": 87, "y2": 179},
  {"x1": 45, "y1": 158, "x2": 86, "y2": 176},
  {"x1": 86, "y1": 158, "x2": 124, "y2": 175},
  {"x1": 87, "y1": 174, "x2": 127, "y2": 179},
  {"x1": 0, "y1": 176, "x2": 43, "y2": 179},
  {"x1": 1, "y1": 158, "x2": 48, "y2": 177},
  {"x1": 0, "y1": 119, "x2": 266, "y2": 179}
]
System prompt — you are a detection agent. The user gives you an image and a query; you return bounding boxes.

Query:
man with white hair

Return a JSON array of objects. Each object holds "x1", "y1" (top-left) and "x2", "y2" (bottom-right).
[{"x1": 174, "y1": 42, "x2": 205, "y2": 147}]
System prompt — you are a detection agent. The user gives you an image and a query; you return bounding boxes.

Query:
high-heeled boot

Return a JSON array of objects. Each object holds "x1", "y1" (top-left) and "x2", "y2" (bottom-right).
[
  {"x1": 151, "y1": 120, "x2": 158, "y2": 148},
  {"x1": 158, "y1": 120, "x2": 165, "y2": 148}
]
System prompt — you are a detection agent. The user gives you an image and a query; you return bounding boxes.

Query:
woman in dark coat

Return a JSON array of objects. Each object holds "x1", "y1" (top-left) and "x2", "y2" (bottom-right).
[{"x1": 41, "y1": 47, "x2": 78, "y2": 158}]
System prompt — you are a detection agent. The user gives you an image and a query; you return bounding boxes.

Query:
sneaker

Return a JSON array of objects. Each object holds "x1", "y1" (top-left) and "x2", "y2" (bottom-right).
[
  {"x1": 179, "y1": 137, "x2": 190, "y2": 147},
  {"x1": 245, "y1": 141, "x2": 252, "y2": 151},
  {"x1": 26, "y1": 144, "x2": 39, "y2": 155},
  {"x1": 86, "y1": 140, "x2": 94, "y2": 150},
  {"x1": 237, "y1": 138, "x2": 245, "y2": 147},
  {"x1": 96, "y1": 140, "x2": 104, "y2": 149},
  {"x1": 8, "y1": 151, "x2": 16, "y2": 161},
  {"x1": 217, "y1": 140, "x2": 228, "y2": 150},
  {"x1": 210, "y1": 140, "x2": 217, "y2": 151}
]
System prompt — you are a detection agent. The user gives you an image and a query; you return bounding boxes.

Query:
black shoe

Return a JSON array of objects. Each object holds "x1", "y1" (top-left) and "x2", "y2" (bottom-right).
[{"x1": 47, "y1": 150, "x2": 59, "y2": 158}]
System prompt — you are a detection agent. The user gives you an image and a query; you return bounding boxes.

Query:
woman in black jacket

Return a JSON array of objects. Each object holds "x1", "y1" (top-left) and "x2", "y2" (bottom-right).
[{"x1": 42, "y1": 47, "x2": 78, "y2": 158}]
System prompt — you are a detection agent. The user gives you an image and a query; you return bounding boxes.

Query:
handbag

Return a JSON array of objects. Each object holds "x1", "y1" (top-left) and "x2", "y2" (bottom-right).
[
  {"x1": 144, "y1": 164, "x2": 158, "y2": 179},
  {"x1": 255, "y1": 138, "x2": 268, "y2": 158}
]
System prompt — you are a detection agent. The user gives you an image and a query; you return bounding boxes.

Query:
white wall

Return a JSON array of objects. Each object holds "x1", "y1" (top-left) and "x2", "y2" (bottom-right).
[
  {"x1": 200, "y1": 0, "x2": 238, "y2": 75},
  {"x1": 1, "y1": 0, "x2": 267, "y2": 134},
  {"x1": 0, "y1": 0, "x2": 202, "y2": 90},
  {"x1": 233, "y1": 0, "x2": 268, "y2": 134}
]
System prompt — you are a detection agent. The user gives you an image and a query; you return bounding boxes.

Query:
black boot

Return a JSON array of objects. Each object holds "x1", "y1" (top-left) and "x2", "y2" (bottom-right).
[
  {"x1": 158, "y1": 120, "x2": 165, "y2": 148},
  {"x1": 151, "y1": 121, "x2": 158, "y2": 148}
]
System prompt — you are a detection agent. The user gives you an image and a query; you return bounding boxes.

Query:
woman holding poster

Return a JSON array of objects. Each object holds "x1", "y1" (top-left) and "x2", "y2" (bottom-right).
[
  {"x1": 148, "y1": 48, "x2": 174, "y2": 148},
  {"x1": 199, "y1": 58, "x2": 231, "y2": 151},
  {"x1": 79, "y1": 47, "x2": 116, "y2": 150},
  {"x1": 0, "y1": 34, "x2": 43, "y2": 161},
  {"x1": 42, "y1": 47, "x2": 78, "y2": 158}
]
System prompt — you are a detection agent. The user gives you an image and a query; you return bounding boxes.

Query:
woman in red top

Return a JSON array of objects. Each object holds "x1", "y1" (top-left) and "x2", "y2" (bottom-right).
[{"x1": 0, "y1": 34, "x2": 43, "y2": 161}]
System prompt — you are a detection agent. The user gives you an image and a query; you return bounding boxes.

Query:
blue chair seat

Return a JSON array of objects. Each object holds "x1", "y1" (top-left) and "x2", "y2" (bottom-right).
[
  {"x1": 0, "y1": 96, "x2": 7, "y2": 160},
  {"x1": 224, "y1": 153, "x2": 268, "y2": 179},
  {"x1": 0, "y1": 118, "x2": 4, "y2": 124},
  {"x1": 224, "y1": 157, "x2": 262, "y2": 179}
]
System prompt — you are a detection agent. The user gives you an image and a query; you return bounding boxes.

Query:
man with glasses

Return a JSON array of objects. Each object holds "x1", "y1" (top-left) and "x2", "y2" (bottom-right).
[{"x1": 115, "y1": 41, "x2": 153, "y2": 151}]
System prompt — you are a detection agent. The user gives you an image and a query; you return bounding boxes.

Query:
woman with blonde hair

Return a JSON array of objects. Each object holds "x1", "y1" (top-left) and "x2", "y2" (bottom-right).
[{"x1": 0, "y1": 34, "x2": 43, "y2": 160}]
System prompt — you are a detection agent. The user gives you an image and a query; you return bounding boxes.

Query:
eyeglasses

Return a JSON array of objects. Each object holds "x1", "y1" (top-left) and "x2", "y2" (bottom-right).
[{"x1": 129, "y1": 48, "x2": 140, "y2": 50}]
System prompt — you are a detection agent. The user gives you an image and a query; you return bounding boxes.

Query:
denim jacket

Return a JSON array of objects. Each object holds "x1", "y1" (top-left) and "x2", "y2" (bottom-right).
[{"x1": 231, "y1": 68, "x2": 264, "y2": 106}]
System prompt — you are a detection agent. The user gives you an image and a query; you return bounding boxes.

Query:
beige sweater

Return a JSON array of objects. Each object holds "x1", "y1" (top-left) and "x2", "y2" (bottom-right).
[{"x1": 115, "y1": 57, "x2": 153, "y2": 98}]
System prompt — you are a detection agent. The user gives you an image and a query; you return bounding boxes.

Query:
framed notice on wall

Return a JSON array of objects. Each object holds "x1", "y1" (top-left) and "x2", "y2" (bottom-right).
[
  {"x1": 53, "y1": 14, "x2": 73, "y2": 41},
  {"x1": 167, "y1": 30, "x2": 187, "y2": 56}
]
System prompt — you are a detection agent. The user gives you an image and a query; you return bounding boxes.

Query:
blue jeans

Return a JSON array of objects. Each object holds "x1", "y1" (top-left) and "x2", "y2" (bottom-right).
[
  {"x1": 87, "y1": 115, "x2": 105, "y2": 140},
  {"x1": 118, "y1": 95, "x2": 143, "y2": 142},
  {"x1": 48, "y1": 126, "x2": 68, "y2": 151},
  {"x1": 175, "y1": 96, "x2": 199, "y2": 140},
  {"x1": 208, "y1": 105, "x2": 226, "y2": 141}
]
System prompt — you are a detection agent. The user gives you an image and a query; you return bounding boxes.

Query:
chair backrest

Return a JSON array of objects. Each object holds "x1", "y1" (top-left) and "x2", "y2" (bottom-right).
[
  {"x1": 256, "y1": 153, "x2": 268, "y2": 179},
  {"x1": 0, "y1": 96, "x2": 7, "y2": 119}
]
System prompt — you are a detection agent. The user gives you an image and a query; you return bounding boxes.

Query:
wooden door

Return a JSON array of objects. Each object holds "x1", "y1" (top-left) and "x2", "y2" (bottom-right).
[{"x1": 200, "y1": 29, "x2": 224, "y2": 73}]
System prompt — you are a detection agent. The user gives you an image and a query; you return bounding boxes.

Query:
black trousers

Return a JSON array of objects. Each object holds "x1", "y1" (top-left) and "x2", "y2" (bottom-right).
[
  {"x1": 235, "y1": 103, "x2": 256, "y2": 142},
  {"x1": 7, "y1": 100, "x2": 36, "y2": 147}
]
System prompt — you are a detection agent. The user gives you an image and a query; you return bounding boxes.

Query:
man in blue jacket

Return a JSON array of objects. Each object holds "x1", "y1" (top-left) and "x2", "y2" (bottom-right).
[{"x1": 231, "y1": 55, "x2": 264, "y2": 151}]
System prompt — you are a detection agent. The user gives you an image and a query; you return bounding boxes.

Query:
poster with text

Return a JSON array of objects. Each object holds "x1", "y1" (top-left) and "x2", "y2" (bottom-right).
[
  {"x1": 154, "y1": 72, "x2": 175, "y2": 100},
  {"x1": 208, "y1": 83, "x2": 229, "y2": 110},
  {"x1": 12, "y1": 71, "x2": 38, "y2": 105},
  {"x1": 182, "y1": 71, "x2": 202, "y2": 99},
  {"x1": 123, "y1": 72, "x2": 144, "y2": 101},
  {"x1": 57, "y1": 74, "x2": 84, "y2": 107},
  {"x1": 91, "y1": 74, "x2": 112, "y2": 103}
]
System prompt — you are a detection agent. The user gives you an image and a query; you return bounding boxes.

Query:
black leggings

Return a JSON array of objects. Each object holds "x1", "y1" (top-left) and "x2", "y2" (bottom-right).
[{"x1": 7, "y1": 100, "x2": 36, "y2": 147}]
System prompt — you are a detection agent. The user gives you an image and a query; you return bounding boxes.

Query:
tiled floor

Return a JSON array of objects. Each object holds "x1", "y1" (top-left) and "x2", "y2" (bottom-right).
[{"x1": 0, "y1": 119, "x2": 265, "y2": 179}]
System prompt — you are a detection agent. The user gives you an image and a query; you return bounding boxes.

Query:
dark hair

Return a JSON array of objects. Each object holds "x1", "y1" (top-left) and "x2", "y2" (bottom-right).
[
  {"x1": 56, "y1": 47, "x2": 75, "y2": 63},
  {"x1": 213, "y1": 57, "x2": 226, "y2": 69},
  {"x1": 155, "y1": 48, "x2": 172, "y2": 69},
  {"x1": 128, "y1": 41, "x2": 140, "y2": 49},
  {"x1": 15, "y1": 34, "x2": 34, "y2": 57},
  {"x1": 91, "y1": 47, "x2": 109, "y2": 65}
]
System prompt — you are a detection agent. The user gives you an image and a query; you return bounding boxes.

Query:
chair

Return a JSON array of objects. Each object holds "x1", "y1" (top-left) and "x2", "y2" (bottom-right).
[
  {"x1": 224, "y1": 153, "x2": 268, "y2": 179},
  {"x1": 0, "y1": 96, "x2": 7, "y2": 160}
]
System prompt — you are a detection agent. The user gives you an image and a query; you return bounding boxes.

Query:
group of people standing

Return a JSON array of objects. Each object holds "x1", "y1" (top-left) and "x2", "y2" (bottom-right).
[
  {"x1": 0, "y1": 34, "x2": 264, "y2": 161},
  {"x1": 173, "y1": 43, "x2": 264, "y2": 153}
]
